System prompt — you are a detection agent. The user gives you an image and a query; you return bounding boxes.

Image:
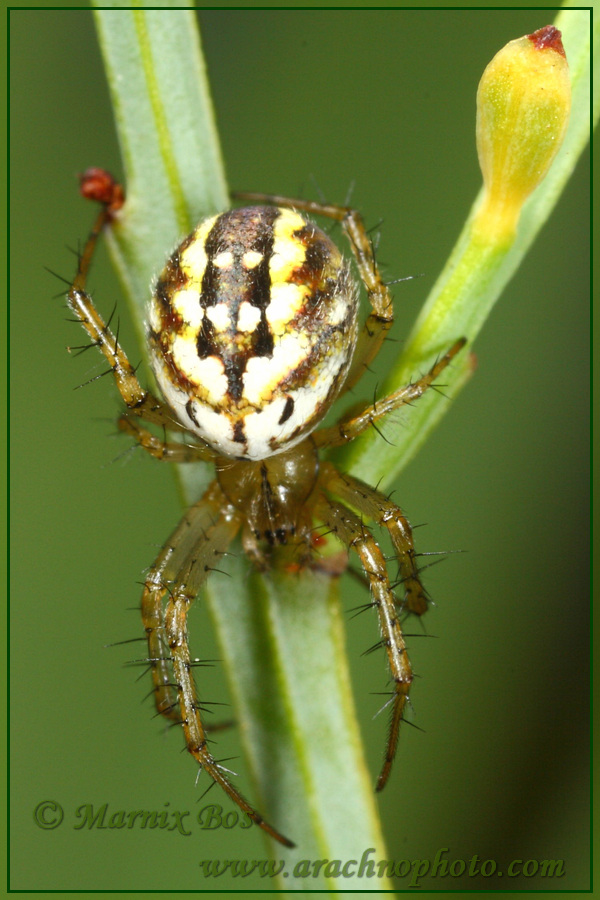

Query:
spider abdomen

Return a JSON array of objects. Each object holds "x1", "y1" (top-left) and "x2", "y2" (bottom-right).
[{"x1": 148, "y1": 206, "x2": 359, "y2": 461}]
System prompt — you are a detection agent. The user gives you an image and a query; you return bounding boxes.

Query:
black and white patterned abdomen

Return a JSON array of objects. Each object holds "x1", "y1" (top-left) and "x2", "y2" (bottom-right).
[{"x1": 148, "y1": 205, "x2": 359, "y2": 460}]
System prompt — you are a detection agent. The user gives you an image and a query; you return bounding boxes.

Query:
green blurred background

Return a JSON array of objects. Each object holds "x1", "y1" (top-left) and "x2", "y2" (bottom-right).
[{"x1": 10, "y1": 7, "x2": 589, "y2": 893}]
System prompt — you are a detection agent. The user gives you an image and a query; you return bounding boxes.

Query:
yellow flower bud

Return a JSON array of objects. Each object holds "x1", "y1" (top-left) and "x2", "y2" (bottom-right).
[{"x1": 474, "y1": 26, "x2": 571, "y2": 245}]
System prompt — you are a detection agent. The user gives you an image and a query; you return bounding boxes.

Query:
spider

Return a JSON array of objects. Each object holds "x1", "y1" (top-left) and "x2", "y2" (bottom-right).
[{"x1": 67, "y1": 168, "x2": 465, "y2": 848}]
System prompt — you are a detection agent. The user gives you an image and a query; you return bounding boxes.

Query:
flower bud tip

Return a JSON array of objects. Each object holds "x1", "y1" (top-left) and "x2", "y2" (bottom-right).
[
  {"x1": 527, "y1": 25, "x2": 565, "y2": 57},
  {"x1": 473, "y1": 26, "x2": 570, "y2": 246}
]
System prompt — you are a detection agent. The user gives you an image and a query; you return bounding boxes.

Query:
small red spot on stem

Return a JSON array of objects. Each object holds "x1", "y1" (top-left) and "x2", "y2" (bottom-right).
[
  {"x1": 79, "y1": 167, "x2": 125, "y2": 214},
  {"x1": 527, "y1": 26, "x2": 565, "y2": 57}
]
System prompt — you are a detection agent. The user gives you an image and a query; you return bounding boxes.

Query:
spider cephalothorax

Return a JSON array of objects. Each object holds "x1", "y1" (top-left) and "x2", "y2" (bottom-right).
[{"x1": 67, "y1": 169, "x2": 464, "y2": 847}]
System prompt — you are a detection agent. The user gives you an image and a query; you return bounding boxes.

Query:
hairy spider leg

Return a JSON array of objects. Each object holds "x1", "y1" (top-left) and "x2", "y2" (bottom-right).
[
  {"x1": 310, "y1": 340, "x2": 465, "y2": 786},
  {"x1": 141, "y1": 482, "x2": 230, "y2": 719},
  {"x1": 314, "y1": 494, "x2": 412, "y2": 795},
  {"x1": 321, "y1": 464, "x2": 428, "y2": 617},
  {"x1": 319, "y1": 463, "x2": 429, "y2": 792},
  {"x1": 142, "y1": 479, "x2": 295, "y2": 847},
  {"x1": 313, "y1": 338, "x2": 466, "y2": 449},
  {"x1": 233, "y1": 192, "x2": 394, "y2": 393},
  {"x1": 117, "y1": 413, "x2": 215, "y2": 464},
  {"x1": 67, "y1": 203, "x2": 211, "y2": 446}
]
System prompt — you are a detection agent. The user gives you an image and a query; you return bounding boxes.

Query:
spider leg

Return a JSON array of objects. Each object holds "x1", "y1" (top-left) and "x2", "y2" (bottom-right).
[
  {"x1": 314, "y1": 493, "x2": 412, "y2": 793},
  {"x1": 234, "y1": 192, "x2": 393, "y2": 392},
  {"x1": 141, "y1": 481, "x2": 229, "y2": 718},
  {"x1": 118, "y1": 413, "x2": 214, "y2": 463},
  {"x1": 314, "y1": 337, "x2": 466, "y2": 449},
  {"x1": 321, "y1": 462, "x2": 428, "y2": 616},
  {"x1": 67, "y1": 201, "x2": 184, "y2": 432},
  {"x1": 142, "y1": 480, "x2": 294, "y2": 848}
]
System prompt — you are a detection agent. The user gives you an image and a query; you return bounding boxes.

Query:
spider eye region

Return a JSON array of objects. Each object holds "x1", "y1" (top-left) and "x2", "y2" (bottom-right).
[{"x1": 148, "y1": 206, "x2": 359, "y2": 460}]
